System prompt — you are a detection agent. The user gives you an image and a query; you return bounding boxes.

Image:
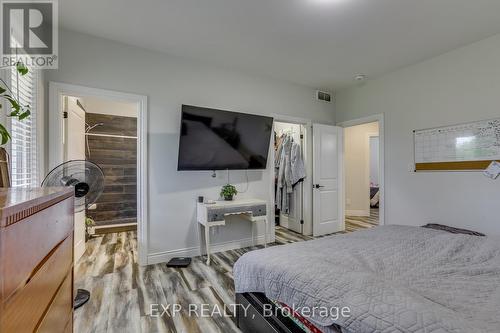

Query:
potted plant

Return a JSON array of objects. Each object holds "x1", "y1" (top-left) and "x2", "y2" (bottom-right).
[
  {"x1": 85, "y1": 217, "x2": 96, "y2": 238},
  {"x1": 220, "y1": 184, "x2": 238, "y2": 201},
  {"x1": 0, "y1": 61, "x2": 32, "y2": 187}
]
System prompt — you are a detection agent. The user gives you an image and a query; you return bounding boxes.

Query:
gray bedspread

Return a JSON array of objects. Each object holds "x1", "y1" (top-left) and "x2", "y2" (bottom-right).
[{"x1": 233, "y1": 225, "x2": 500, "y2": 333}]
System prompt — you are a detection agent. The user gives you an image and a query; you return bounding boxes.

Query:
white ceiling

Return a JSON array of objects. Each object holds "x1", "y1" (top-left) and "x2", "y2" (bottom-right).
[{"x1": 60, "y1": 0, "x2": 500, "y2": 90}]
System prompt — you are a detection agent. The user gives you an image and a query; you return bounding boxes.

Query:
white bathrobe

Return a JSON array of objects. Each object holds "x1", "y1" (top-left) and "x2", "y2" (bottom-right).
[
  {"x1": 275, "y1": 135, "x2": 306, "y2": 213},
  {"x1": 290, "y1": 142, "x2": 306, "y2": 188}
]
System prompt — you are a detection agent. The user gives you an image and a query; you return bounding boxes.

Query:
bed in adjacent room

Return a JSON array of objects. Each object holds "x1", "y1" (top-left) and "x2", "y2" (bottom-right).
[{"x1": 233, "y1": 225, "x2": 500, "y2": 333}]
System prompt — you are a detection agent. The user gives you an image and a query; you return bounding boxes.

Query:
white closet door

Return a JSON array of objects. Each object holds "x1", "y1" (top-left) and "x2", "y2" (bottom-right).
[
  {"x1": 312, "y1": 124, "x2": 344, "y2": 236},
  {"x1": 64, "y1": 96, "x2": 86, "y2": 262},
  {"x1": 283, "y1": 184, "x2": 302, "y2": 233}
]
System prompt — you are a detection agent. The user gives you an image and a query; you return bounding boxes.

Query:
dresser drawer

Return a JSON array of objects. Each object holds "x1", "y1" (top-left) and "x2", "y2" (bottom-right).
[
  {"x1": 0, "y1": 197, "x2": 73, "y2": 301},
  {"x1": 37, "y1": 272, "x2": 73, "y2": 333},
  {"x1": 0, "y1": 235, "x2": 73, "y2": 333},
  {"x1": 64, "y1": 318, "x2": 73, "y2": 333}
]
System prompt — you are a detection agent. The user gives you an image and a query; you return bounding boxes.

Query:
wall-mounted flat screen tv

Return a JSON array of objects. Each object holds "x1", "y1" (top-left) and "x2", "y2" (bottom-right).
[{"x1": 177, "y1": 105, "x2": 273, "y2": 170}]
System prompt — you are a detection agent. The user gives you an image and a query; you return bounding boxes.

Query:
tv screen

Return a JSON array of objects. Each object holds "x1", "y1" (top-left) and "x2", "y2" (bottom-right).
[{"x1": 177, "y1": 105, "x2": 273, "y2": 170}]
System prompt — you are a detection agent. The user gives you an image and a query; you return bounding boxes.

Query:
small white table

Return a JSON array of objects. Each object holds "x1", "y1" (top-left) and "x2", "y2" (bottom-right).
[{"x1": 197, "y1": 199, "x2": 268, "y2": 265}]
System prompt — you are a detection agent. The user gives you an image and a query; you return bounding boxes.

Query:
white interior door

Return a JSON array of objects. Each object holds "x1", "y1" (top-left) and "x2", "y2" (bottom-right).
[
  {"x1": 280, "y1": 184, "x2": 302, "y2": 233},
  {"x1": 312, "y1": 124, "x2": 343, "y2": 236},
  {"x1": 64, "y1": 96, "x2": 86, "y2": 262}
]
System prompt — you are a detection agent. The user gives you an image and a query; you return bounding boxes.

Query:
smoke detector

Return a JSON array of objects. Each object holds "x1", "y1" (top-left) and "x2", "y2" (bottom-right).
[{"x1": 316, "y1": 90, "x2": 332, "y2": 103}]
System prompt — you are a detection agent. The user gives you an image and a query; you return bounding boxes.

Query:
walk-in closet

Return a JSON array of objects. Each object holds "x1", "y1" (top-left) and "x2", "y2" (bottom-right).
[{"x1": 274, "y1": 121, "x2": 306, "y2": 234}]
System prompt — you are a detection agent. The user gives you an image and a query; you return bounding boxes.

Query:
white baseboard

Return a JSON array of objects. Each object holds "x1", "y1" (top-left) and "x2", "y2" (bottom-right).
[
  {"x1": 147, "y1": 234, "x2": 274, "y2": 265},
  {"x1": 346, "y1": 209, "x2": 370, "y2": 217}
]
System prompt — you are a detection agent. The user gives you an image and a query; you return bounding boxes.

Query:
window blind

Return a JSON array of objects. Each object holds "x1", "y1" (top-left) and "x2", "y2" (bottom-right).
[{"x1": 10, "y1": 67, "x2": 38, "y2": 188}]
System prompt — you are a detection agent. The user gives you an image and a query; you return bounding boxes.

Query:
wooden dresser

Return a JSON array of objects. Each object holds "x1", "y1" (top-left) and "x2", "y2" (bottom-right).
[{"x1": 0, "y1": 188, "x2": 74, "y2": 333}]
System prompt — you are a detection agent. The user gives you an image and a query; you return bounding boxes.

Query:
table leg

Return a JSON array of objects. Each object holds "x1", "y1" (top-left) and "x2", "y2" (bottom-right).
[
  {"x1": 264, "y1": 217, "x2": 268, "y2": 248},
  {"x1": 252, "y1": 222, "x2": 255, "y2": 247},
  {"x1": 198, "y1": 223, "x2": 204, "y2": 258},
  {"x1": 205, "y1": 225, "x2": 211, "y2": 265}
]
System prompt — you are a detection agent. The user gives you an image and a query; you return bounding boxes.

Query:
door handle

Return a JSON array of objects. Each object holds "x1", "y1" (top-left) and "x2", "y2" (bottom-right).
[{"x1": 314, "y1": 184, "x2": 324, "y2": 189}]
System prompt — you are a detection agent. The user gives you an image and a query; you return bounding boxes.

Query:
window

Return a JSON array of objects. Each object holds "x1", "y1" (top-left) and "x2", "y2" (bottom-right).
[{"x1": 9, "y1": 67, "x2": 39, "y2": 188}]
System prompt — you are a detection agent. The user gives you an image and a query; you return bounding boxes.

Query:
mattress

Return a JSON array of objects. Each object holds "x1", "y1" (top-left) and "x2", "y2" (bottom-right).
[{"x1": 234, "y1": 225, "x2": 500, "y2": 333}]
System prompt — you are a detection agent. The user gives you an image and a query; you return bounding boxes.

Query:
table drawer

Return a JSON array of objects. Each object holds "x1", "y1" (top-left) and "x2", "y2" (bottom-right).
[
  {"x1": 0, "y1": 235, "x2": 73, "y2": 333},
  {"x1": 37, "y1": 272, "x2": 73, "y2": 333},
  {"x1": 0, "y1": 197, "x2": 73, "y2": 301}
]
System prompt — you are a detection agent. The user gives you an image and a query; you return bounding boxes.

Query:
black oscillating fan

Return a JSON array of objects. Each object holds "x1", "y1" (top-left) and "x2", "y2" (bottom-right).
[
  {"x1": 42, "y1": 160, "x2": 104, "y2": 212},
  {"x1": 41, "y1": 160, "x2": 105, "y2": 310}
]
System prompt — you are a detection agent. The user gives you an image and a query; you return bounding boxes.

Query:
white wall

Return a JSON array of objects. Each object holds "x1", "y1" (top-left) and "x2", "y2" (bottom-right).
[
  {"x1": 336, "y1": 33, "x2": 500, "y2": 235},
  {"x1": 44, "y1": 30, "x2": 335, "y2": 263},
  {"x1": 81, "y1": 96, "x2": 137, "y2": 118},
  {"x1": 344, "y1": 122, "x2": 379, "y2": 216}
]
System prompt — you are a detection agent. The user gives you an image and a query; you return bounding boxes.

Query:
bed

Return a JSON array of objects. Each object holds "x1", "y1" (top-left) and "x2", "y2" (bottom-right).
[{"x1": 233, "y1": 225, "x2": 500, "y2": 333}]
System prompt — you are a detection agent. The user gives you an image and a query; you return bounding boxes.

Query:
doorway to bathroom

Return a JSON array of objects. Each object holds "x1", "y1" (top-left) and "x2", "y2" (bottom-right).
[
  {"x1": 66, "y1": 95, "x2": 138, "y2": 231},
  {"x1": 48, "y1": 82, "x2": 148, "y2": 265}
]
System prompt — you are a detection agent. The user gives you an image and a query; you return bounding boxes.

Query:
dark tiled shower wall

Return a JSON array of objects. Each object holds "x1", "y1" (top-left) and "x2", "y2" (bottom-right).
[{"x1": 86, "y1": 113, "x2": 137, "y2": 226}]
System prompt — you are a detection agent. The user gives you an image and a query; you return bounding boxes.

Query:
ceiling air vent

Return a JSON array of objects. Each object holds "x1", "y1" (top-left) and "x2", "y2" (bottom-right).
[{"x1": 316, "y1": 90, "x2": 332, "y2": 103}]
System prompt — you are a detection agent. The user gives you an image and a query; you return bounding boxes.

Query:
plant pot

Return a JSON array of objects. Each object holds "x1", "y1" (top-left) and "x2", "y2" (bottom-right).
[
  {"x1": 224, "y1": 195, "x2": 233, "y2": 201},
  {"x1": 87, "y1": 226, "x2": 96, "y2": 235}
]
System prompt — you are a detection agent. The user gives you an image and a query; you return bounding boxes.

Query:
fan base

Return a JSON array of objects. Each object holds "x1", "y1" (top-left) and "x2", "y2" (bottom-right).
[{"x1": 74, "y1": 289, "x2": 91, "y2": 309}]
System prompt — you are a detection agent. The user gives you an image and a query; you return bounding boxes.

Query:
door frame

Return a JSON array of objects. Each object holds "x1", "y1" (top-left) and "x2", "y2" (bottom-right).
[
  {"x1": 270, "y1": 115, "x2": 313, "y2": 236},
  {"x1": 48, "y1": 82, "x2": 149, "y2": 266},
  {"x1": 63, "y1": 96, "x2": 87, "y2": 262},
  {"x1": 337, "y1": 114, "x2": 385, "y2": 226}
]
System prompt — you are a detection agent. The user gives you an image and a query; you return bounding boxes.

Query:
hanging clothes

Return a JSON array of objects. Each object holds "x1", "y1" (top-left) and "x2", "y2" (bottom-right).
[
  {"x1": 275, "y1": 133, "x2": 306, "y2": 213},
  {"x1": 275, "y1": 134, "x2": 291, "y2": 211},
  {"x1": 275, "y1": 135, "x2": 285, "y2": 178},
  {"x1": 290, "y1": 141, "x2": 306, "y2": 187}
]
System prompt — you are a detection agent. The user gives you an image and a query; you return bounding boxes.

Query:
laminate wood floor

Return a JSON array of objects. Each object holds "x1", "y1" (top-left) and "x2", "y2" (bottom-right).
[
  {"x1": 74, "y1": 219, "x2": 375, "y2": 333},
  {"x1": 345, "y1": 208, "x2": 379, "y2": 232}
]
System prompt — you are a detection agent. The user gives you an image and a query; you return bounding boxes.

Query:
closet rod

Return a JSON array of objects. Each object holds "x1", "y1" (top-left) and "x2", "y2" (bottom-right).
[{"x1": 85, "y1": 133, "x2": 137, "y2": 139}]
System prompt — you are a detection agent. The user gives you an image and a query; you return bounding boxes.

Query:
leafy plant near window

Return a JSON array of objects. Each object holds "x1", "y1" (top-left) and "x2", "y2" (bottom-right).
[
  {"x1": 220, "y1": 183, "x2": 238, "y2": 201},
  {"x1": 0, "y1": 61, "x2": 31, "y2": 145}
]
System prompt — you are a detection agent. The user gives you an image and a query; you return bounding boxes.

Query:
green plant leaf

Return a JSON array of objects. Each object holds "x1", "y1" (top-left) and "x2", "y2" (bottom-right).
[
  {"x1": 15, "y1": 61, "x2": 29, "y2": 76},
  {"x1": 0, "y1": 123, "x2": 11, "y2": 145},
  {"x1": 6, "y1": 96, "x2": 20, "y2": 113},
  {"x1": 19, "y1": 110, "x2": 31, "y2": 120},
  {"x1": 220, "y1": 184, "x2": 238, "y2": 198},
  {"x1": 0, "y1": 86, "x2": 5, "y2": 94},
  {"x1": 85, "y1": 217, "x2": 96, "y2": 226}
]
